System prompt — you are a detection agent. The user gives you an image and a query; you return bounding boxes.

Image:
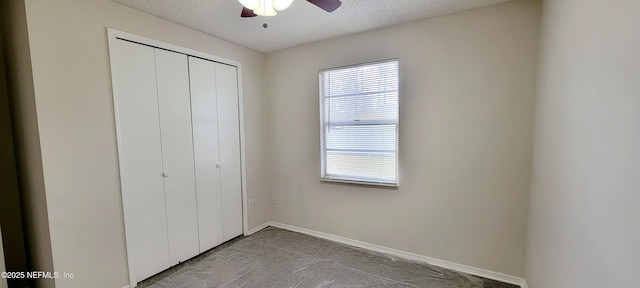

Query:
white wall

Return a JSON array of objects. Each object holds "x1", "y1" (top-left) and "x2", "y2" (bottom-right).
[
  {"x1": 525, "y1": 0, "x2": 640, "y2": 287},
  {"x1": 17, "y1": 0, "x2": 271, "y2": 287},
  {"x1": 266, "y1": 0, "x2": 540, "y2": 277}
]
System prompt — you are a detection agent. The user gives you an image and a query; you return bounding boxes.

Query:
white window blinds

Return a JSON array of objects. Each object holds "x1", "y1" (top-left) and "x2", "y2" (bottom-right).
[{"x1": 320, "y1": 59, "x2": 399, "y2": 186}]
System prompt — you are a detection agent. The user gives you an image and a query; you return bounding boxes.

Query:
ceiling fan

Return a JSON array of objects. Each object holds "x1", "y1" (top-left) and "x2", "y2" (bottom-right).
[{"x1": 240, "y1": 0, "x2": 342, "y2": 18}]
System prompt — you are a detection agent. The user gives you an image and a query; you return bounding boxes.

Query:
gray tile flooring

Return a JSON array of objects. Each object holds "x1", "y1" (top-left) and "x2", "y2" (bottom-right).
[{"x1": 139, "y1": 227, "x2": 519, "y2": 288}]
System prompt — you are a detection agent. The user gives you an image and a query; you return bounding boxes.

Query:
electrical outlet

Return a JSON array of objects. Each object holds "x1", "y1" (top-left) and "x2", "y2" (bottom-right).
[{"x1": 248, "y1": 199, "x2": 255, "y2": 210}]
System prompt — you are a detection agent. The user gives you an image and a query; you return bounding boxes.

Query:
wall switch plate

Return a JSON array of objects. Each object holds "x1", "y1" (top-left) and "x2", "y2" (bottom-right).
[{"x1": 248, "y1": 199, "x2": 255, "y2": 210}]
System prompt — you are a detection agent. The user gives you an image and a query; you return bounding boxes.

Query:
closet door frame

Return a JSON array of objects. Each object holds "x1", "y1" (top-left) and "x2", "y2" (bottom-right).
[{"x1": 107, "y1": 28, "x2": 249, "y2": 288}]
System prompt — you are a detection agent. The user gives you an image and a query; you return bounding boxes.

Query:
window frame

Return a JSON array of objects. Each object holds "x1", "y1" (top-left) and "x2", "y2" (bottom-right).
[{"x1": 318, "y1": 58, "x2": 400, "y2": 187}]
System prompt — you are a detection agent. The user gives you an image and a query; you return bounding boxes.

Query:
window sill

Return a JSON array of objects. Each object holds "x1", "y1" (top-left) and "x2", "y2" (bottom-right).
[{"x1": 320, "y1": 178, "x2": 398, "y2": 189}]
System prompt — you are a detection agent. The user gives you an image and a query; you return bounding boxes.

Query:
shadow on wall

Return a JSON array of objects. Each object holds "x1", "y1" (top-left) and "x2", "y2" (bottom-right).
[{"x1": 0, "y1": 15, "x2": 29, "y2": 288}]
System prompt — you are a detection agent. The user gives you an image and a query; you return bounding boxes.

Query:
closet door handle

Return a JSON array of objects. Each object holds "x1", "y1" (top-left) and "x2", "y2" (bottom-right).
[
  {"x1": 161, "y1": 171, "x2": 168, "y2": 177},
  {"x1": 215, "y1": 164, "x2": 220, "y2": 168}
]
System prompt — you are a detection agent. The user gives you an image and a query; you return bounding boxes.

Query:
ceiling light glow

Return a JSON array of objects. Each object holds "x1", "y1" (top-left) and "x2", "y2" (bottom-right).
[{"x1": 239, "y1": 0, "x2": 293, "y2": 16}]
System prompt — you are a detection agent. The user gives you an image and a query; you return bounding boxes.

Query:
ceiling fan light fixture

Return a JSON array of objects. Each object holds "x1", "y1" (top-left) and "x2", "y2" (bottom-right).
[
  {"x1": 239, "y1": 0, "x2": 260, "y2": 10},
  {"x1": 240, "y1": 0, "x2": 341, "y2": 18},
  {"x1": 273, "y1": 0, "x2": 294, "y2": 11},
  {"x1": 254, "y1": 0, "x2": 277, "y2": 16},
  {"x1": 240, "y1": 0, "x2": 293, "y2": 17}
]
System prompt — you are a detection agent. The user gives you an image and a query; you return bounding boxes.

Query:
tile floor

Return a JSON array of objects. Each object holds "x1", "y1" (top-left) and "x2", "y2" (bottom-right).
[{"x1": 139, "y1": 227, "x2": 519, "y2": 288}]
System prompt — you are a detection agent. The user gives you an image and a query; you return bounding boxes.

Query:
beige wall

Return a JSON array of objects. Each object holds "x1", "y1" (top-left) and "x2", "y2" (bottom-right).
[
  {"x1": 525, "y1": 0, "x2": 640, "y2": 287},
  {"x1": 17, "y1": 0, "x2": 270, "y2": 287},
  {"x1": 0, "y1": 1, "x2": 54, "y2": 287},
  {"x1": 0, "y1": 23, "x2": 29, "y2": 287},
  {"x1": 266, "y1": 0, "x2": 540, "y2": 277},
  {"x1": 22, "y1": 0, "x2": 640, "y2": 286}
]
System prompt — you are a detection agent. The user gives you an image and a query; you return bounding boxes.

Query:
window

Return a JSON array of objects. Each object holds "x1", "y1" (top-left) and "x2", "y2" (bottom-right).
[{"x1": 319, "y1": 59, "x2": 399, "y2": 186}]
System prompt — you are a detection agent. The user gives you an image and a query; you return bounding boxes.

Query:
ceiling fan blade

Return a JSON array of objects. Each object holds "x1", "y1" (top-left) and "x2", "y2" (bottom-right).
[
  {"x1": 307, "y1": 0, "x2": 342, "y2": 12},
  {"x1": 241, "y1": 7, "x2": 257, "y2": 17}
]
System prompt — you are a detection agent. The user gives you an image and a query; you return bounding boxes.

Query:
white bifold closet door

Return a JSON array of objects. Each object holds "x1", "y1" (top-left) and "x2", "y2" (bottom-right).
[
  {"x1": 215, "y1": 63, "x2": 243, "y2": 242},
  {"x1": 112, "y1": 38, "x2": 243, "y2": 284},
  {"x1": 111, "y1": 40, "x2": 171, "y2": 281},
  {"x1": 154, "y1": 49, "x2": 200, "y2": 266},
  {"x1": 113, "y1": 41, "x2": 199, "y2": 281},
  {"x1": 189, "y1": 57, "x2": 223, "y2": 251},
  {"x1": 189, "y1": 57, "x2": 243, "y2": 249}
]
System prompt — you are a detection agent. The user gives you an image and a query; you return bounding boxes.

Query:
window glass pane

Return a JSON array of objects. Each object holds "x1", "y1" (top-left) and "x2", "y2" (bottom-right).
[
  {"x1": 325, "y1": 125, "x2": 396, "y2": 152},
  {"x1": 320, "y1": 59, "x2": 399, "y2": 185},
  {"x1": 323, "y1": 92, "x2": 398, "y2": 124},
  {"x1": 322, "y1": 61, "x2": 399, "y2": 97},
  {"x1": 326, "y1": 152, "x2": 396, "y2": 183}
]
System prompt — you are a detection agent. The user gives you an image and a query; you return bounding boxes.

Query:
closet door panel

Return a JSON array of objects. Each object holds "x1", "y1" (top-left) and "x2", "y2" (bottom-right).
[
  {"x1": 111, "y1": 40, "x2": 170, "y2": 281},
  {"x1": 155, "y1": 49, "x2": 200, "y2": 265},
  {"x1": 216, "y1": 64, "x2": 243, "y2": 241},
  {"x1": 189, "y1": 57, "x2": 224, "y2": 251}
]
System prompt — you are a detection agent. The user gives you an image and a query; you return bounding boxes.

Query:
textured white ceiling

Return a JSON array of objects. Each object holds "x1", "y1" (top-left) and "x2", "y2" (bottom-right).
[{"x1": 112, "y1": 0, "x2": 513, "y2": 53}]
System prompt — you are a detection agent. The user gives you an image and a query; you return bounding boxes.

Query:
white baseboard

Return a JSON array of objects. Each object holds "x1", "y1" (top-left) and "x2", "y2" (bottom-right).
[
  {"x1": 269, "y1": 222, "x2": 527, "y2": 288},
  {"x1": 245, "y1": 222, "x2": 270, "y2": 236},
  {"x1": 122, "y1": 285, "x2": 130, "y2": 288}
]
